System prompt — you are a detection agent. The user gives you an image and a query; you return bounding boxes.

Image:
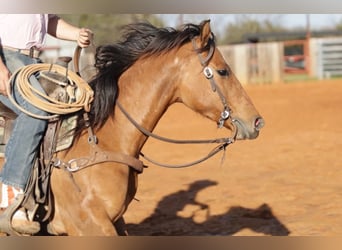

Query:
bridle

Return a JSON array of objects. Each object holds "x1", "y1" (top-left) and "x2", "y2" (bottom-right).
[
  {"x1": 191, "y1": 37, "x2": 232, "y2": 129},
  {"x1": 116, "y1": 36, "x2": 237, "y2": 168}
]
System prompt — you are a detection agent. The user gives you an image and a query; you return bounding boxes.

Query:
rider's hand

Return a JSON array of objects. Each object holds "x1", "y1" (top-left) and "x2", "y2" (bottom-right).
[
  {"x1": 77, "y1": 28, "x2": 94, "y2": 48},
  {"x1": 0, "y1": 60, "x2": 10, "y2": 96}
]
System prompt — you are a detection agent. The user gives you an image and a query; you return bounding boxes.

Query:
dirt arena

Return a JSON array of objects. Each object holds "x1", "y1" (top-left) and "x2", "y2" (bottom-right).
[{"x1": 124, "y1": 79, "x2": 342, "y2": 236}]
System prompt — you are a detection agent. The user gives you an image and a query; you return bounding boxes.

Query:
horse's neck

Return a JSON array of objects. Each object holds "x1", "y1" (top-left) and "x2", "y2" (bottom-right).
[{"x1": 98, "y1": 59, "x2": 178, "y2": 155}]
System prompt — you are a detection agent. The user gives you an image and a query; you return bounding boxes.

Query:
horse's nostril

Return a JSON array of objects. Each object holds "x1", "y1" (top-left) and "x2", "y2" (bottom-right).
[{"x1": 254, "y1": 117, "x2": 265, "y2": 131}]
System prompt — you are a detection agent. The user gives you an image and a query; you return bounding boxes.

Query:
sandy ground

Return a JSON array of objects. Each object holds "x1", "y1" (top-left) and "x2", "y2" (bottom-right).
[{"x1": 124, "y1": 79, "x2": 342, "y2": 236}]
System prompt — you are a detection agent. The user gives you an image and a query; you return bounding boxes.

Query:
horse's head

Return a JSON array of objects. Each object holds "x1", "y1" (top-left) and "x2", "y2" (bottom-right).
[
  {"x1": 176, "y1": 20, "x2": 264, "y2": 140},
  {"x1": 89, "y1": 20, "x2": 264, "y2": 141}
]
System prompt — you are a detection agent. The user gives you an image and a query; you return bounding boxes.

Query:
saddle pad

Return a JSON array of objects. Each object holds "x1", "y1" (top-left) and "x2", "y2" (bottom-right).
[
  {"x1": 0, "y1": 114, "x2": 78, "y2": 158},
  {"x1": 55, "y1": 115, "x2": 78, "y2": 152}
]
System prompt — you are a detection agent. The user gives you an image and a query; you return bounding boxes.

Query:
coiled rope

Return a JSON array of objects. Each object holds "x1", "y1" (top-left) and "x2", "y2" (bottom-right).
[{"x1": 6, "y1": 63, "x2": 94, "y2": 120}]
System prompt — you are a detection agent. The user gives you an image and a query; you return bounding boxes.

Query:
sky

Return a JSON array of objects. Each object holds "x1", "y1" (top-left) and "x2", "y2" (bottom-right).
[{"x1": 158, "y1": 14, "x2": 342, "y2": 34}]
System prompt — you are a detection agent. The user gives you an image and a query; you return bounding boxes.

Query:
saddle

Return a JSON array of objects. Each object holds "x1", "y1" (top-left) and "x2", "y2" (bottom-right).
[{"x1": 0, "y1": 56, "x2": 80, "y2": 235}]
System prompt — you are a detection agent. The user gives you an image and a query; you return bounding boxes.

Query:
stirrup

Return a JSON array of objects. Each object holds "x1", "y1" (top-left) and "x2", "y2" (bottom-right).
[{"x1": 0, "y1": 194, "x2": 40, "y2": 235}]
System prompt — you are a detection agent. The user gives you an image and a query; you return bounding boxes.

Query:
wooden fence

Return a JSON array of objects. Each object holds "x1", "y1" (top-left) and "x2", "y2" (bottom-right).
[
  {"x1": 219, "y1": 37, "x2": 342, "y2": 84},
  {"x1": 218, "y1": 42, "x2": 283, "y2": 85}
]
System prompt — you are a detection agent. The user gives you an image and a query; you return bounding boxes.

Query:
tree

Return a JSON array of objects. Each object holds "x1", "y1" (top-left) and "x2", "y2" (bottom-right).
[
  {"x1": 219, "y1": 14, "x2": 287, "y2": 44},
  {"x1": 336, "y1": 19, "x2": 342, "y2": 30},
  {"x1": 59, "y1": 14, "x2": 165, "y2": 45}
]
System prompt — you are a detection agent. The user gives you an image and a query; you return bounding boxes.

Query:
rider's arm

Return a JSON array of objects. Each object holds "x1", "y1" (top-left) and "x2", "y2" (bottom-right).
[{"x1": 47, "y1": 15, "x2": 93, "y2": 48}]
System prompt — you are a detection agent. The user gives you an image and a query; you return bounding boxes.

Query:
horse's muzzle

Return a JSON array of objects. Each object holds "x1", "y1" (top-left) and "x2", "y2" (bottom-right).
[{"x1": 232, "y1": 116, "x2": 265, "y2": 140}]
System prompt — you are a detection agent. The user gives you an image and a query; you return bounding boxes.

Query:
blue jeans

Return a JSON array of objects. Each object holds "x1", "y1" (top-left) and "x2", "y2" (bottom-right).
[{"x1": 0, "y1": 49, "x2": 48, "y2": 189}]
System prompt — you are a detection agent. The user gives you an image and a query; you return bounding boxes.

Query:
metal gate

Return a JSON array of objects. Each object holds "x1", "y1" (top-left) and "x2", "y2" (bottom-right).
[{"x1": 317, "y1": 38, "x2": 342, "y2": 79}]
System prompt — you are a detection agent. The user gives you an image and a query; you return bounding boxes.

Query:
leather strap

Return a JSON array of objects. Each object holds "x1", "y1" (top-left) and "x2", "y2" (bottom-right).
[
  {"x1": 53, "y1": 144, "x2": 145, "y2": 174},
  {"x1": 73, "y1": 46, "x2": 82, "y2": 76}
]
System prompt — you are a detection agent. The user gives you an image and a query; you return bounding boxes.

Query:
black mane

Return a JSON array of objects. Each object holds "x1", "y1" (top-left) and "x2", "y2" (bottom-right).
[{"x1": 87, "y1": 20, "x2": 215, "y2": 129}]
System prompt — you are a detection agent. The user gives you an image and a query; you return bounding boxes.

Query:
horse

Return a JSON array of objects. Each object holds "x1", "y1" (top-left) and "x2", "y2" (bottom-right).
[{"x1": 12, "y1": 20, "x2": 265, "y2": 235}]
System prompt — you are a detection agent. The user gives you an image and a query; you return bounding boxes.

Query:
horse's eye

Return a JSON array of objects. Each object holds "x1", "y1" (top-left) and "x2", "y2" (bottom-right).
[{"x1": 217, "y1": 69, "x2": 229, "y2": 77}]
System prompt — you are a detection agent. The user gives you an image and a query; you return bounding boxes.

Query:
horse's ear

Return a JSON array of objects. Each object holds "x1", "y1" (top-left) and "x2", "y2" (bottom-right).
[{"x1": 199, "y1": 19, "x2": 212, "y2": 47}]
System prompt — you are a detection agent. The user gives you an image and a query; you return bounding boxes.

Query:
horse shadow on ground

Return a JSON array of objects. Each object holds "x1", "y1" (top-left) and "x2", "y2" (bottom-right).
[{"x1": 126, "y1": 179, "x2": 290, "y2": 236}]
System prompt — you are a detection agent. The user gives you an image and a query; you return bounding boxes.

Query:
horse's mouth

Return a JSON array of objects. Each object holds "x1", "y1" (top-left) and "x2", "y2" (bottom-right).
[{"x1": 232, "y1": 116, "x2": 264, "y2": 140}]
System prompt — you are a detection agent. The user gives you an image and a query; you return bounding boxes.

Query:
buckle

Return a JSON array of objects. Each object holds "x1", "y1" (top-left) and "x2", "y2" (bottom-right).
[{"x1": 29, "y1": 47, "x2": 40, "y2": 58}]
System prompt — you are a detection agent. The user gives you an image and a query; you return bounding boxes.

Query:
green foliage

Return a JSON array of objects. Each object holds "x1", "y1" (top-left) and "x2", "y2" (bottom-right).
[
  {"x1": 336, "y1": 21, "x2": 342, "y2": 30},
  {"x1": 58, "y1": 14, "x2": 165, "y2": 46},
  {"x1": 219, "y1": 15, "x2": 287, "y2": 44}
]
